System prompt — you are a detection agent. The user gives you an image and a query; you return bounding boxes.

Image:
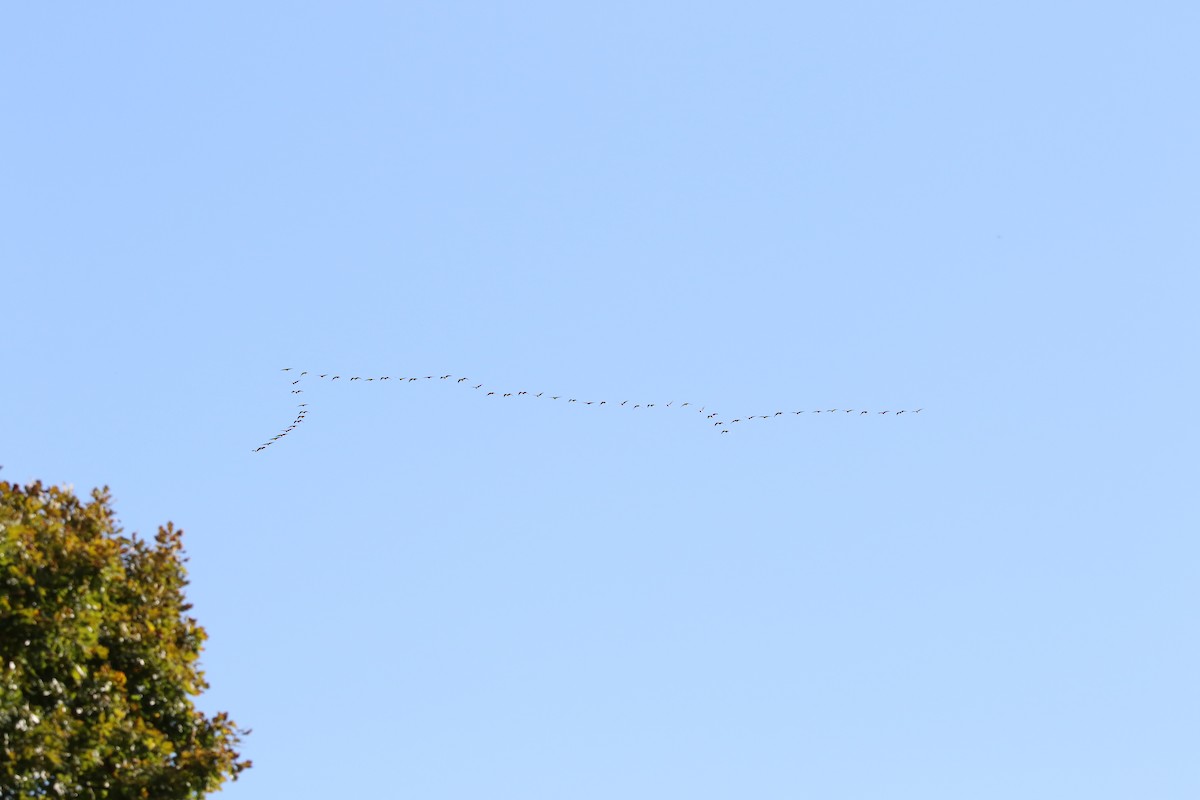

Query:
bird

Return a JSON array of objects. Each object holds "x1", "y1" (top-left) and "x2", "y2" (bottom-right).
[
  {"x1": 425, "y1": 376, "x2": 433, "y2": 379},
  {"x1": 366, "y1": 378, "x2": 375, "y2": 381},
  {"x1": 503, "y1": 393, "x2": 512, "y2": 397},
  {"x1": 647, "y1": 404, "x2": 654, "y2": 408},
  {"x1": 721, "y1": 429, "x2": 729, "y2": 434},
  {"x1": 621, "y1": 401, "x2": 628, "y2": 406},
  {"x1": 351, "y1": 377, "x2": 360, "y2": 381},
  {"x1": 732, "y1": 419, "x2": 741, "y2": 423},
  {"x1": 292, "y1": 390, "x2": 303, "y2": 394},
  {"x1": 300, "y1": 372, "x2": 307, "y2": 376},
  {"x1": 551, "y1": 396, "x2": 560, "y2": 400},
  {"x1": 914, "y1": 408, "x2": 923, "y2": 413},
  {"x1": 487, "y1": 392, "x2": 496, "y2": 396},
  {"x1": 254, "y1": 446, "x2": 266, "y2": 451},
  {"x1": 827, "y1": 409, "x2": 837, "y2": 413},
  {"x1": 666, "y1": 402, "x2": 673, "y2": 407},
  {"x1": 813, "y1": 410, "x2": 821, "y2": 414},
  {"x1": 708, "y1": 413, "x2": 717, "y2": 418},
  {"x1": 298, "y1": 403, "x2": 308, "y2": 407},
  {"x1": 411, "y1": 378, "x2": 420, "y2": 382},
  {"x1": 585, "y1": 401, "x2": 593, "y2": 405},
  {"x1": 714, "y1": 422, "x2": 723, "y2": 426},
  {"x1": 775, "y1": 412, "x2": 783, "y2": 416},
  {"x1": 599, "y1": 401, "x2": 606, "y2": 405},
  {"x1": 381, "y1": 376, "x2": 390, "y2": 380},
  {"x1": 794, "y1": 411, "x2": 803, "y2": 414},
  {"x1": 569, "y1": 399, "x2": 577, "y2": 403},
  {"x1": 474, "y1": 384, "x2": 482, "y2": 389},
  {"x1": 536, "y1": 393, "x2": 543, "y2": 397},
  {"x1": 879, "y1": 411, "x2": 889, "y2": 415},
  {"x1": 332, "y1": 376, "x2": 340, "y2": 380},
  {"x1": 281, "y1": 368, "x2": 292, "y2": 371},
  {"x1": 441, "y1": 375, "x2": 451, "y2": 379},
  {"x1": 861, "y1": 411, "x2": 868, "y2": 415},
  {"x1": 458, "y1": 378, "x2": 467, "y2": 382},
  {"x1": 633, "y1": 404, "x2": 640, "y2": 408},
  {"x1": 319, "y1": 374, "x2": 327, "y2": 378},
  {"x1": 896, "y1": 410, "x2": 905, "y2": 415},
  {"x1": 518, "y1": 391, "x2": 527, "y2": 395},
  {"x1": 682, "y1": 402, "x2": 690, "y2": 407},
  {"x1": 292, "y1": 380, "x2": 300, "y2": 385}
]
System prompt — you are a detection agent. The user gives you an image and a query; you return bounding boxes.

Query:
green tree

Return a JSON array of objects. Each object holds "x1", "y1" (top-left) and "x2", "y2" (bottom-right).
[{"x1": 0, "y1": 480, "x2": 249, "y2": 799}]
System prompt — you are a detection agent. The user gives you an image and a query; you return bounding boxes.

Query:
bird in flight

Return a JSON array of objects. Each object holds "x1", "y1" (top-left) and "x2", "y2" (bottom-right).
[{"x1": 258, "y1": 366, "x2": 920, "y2": 450}]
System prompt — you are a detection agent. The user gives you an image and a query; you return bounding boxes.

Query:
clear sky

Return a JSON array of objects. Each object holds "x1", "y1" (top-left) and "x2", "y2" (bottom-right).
[{"x1": 3, "y1": 3, "x2": 1198, "y2": 798}]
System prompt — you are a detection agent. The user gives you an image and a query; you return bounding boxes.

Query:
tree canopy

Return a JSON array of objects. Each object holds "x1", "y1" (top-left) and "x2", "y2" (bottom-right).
[{"x1": 0, "y1": 480, "x2": 249, "y2": 799}]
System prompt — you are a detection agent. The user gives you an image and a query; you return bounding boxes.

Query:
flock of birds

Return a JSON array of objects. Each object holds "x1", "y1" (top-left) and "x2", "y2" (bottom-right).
[{"x1": 252, "y1": 369, "x2": 923, "y2": 452}]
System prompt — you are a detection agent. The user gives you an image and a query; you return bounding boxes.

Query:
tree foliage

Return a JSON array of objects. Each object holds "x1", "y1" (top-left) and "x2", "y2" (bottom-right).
[{"x1": 0, "y1": 480, "x2": 249, "y2": 799}]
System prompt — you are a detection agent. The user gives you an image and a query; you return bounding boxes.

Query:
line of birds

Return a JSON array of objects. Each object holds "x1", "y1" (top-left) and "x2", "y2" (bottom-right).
[{"x1": 253, "y1": 368, "x2": 922, "y2": 451}]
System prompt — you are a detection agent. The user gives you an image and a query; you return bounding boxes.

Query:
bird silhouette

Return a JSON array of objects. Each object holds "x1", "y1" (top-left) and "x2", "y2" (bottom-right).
[
  {"x1": 332, "y1": 376, "x2": 340, "y2": 380},
  {"x1": 260, "y1": 366, "x2": 918, "y2": 448}
]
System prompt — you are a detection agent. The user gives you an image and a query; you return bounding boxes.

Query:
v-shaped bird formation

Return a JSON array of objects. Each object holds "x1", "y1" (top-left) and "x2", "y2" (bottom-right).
[{"x1": 253, "y1": 368, "x2": 923, "y2": 452}]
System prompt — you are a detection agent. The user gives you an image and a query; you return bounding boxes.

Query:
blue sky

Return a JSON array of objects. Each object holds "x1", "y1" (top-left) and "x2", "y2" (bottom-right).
[{"x1": 3, "y1": 3, "x2": 1198, "y2": 797}]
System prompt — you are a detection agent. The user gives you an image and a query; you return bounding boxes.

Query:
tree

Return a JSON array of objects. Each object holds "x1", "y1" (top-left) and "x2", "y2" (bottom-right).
[{"x1": 0, "y1": 480, "x2": 250, "y2": 799}]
